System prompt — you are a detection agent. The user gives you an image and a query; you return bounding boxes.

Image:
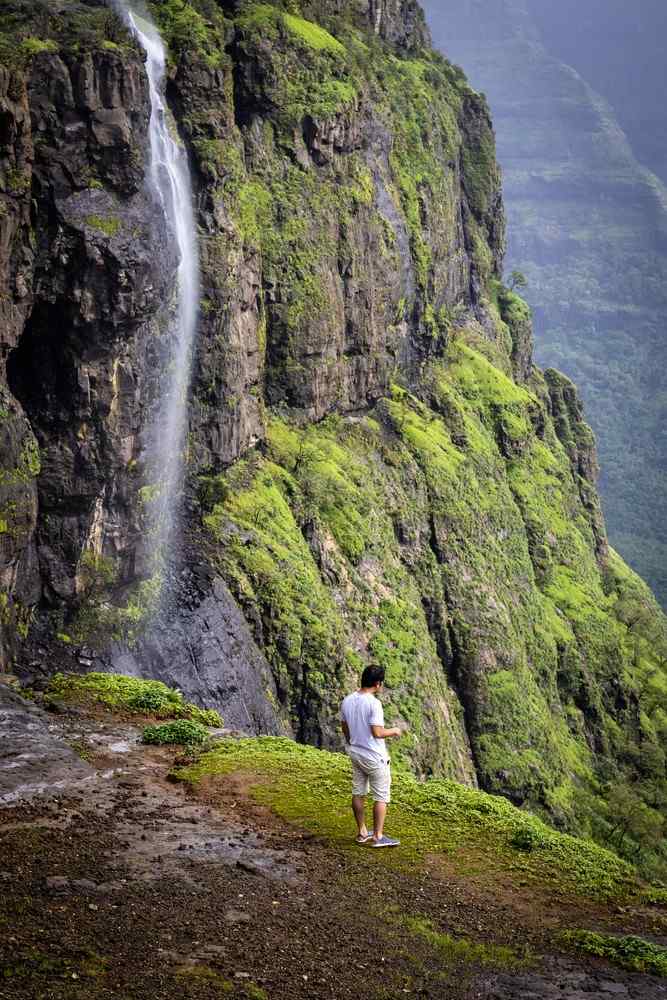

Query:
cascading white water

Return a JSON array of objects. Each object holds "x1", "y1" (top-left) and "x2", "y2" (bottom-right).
[{"x1": 123, "y1": 7, "x2": 200, "y2": 583}]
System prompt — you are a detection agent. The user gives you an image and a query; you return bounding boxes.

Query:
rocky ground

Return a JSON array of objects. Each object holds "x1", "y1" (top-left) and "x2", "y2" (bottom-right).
[{"x1": 1, "y1": 687, "x2": 666, "y2": 1000}]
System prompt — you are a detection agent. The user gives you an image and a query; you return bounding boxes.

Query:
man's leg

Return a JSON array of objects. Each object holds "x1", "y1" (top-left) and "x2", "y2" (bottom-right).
[
  {"x1": 352, "y1": 794, "x2": 368, "y2": 836},
  {"x1": 350, "y1": 756, "x2": 371, "y2": 838},
  {"x1": 371, "y1": 762, "x2": 397, "y2": 845},
  {"x1": 373, "y1": 799, "x2": 387, "y2": 841}
]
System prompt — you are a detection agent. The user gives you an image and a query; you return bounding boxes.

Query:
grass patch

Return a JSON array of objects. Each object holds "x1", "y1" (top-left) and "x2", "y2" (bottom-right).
[
  {"x1": 404, "y1": 913, "x2": 531, "y2": 971},
  {"x1": 85, "y1": 214, "x2": 120, "y2": 238},
  {"x1": 44, "y1": 672, "x2": 222, "y2": 727},
  {"x1": 282, "y1": 11, "x2": 345, "y2": 54},
  {"x1": 561, "y1": 929, "x2": 667, "y2": 976}
]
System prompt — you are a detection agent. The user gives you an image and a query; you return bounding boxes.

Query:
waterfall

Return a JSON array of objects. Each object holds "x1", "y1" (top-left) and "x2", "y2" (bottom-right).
[{"x1": 122, "y1": 7, "x2": 200, "y2": 586}]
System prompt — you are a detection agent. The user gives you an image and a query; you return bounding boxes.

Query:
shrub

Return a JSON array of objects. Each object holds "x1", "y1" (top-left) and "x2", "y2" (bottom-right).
[
  {"x1": 561, "y1": 929, "x2": 667, "y2": 976},
  {"x1": 142, "y1": 720, "x2": 209, "y2": 745},
  {"x1": 510, "y1": 825, "x2": 545, "y2": 852}
]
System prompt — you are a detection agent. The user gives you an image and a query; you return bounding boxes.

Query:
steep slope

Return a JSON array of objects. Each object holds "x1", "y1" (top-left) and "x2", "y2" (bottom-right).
[
  {"x1": 0, "y1": 0, "x2": 665, "y2": 877},
  {"x1": 422, "y1": 0, "x2": 667, "y2": 608}
]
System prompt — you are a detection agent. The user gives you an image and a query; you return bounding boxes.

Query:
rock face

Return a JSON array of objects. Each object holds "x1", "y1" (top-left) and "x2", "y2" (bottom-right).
[
  {"x1": 422, "y1": 0, "x2": 667, "y2": 609},
  {"x1": 0, "y1": 1, "x2": 666, "y2": 874}
]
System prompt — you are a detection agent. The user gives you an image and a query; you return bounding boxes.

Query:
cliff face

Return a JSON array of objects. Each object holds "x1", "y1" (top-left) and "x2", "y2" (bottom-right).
[
  {"x1": 0, "y1": 0, "x2": 665, "y2": 875},
  {"x1": 422, "y1": 0, "x2": 667, "y2": 610}
]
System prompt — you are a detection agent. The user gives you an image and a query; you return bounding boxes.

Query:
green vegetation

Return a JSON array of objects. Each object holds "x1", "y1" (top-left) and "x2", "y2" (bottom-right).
[
  {"x1": 69, "y1": 572, "x2": 163, "y2": 648},
  {"x1": 44, "y1": 672, "x2": 223, "y2": 727},
  {"x1": 142, "y1": 719, "x2": 209, "y2": 745},
  {"x1": 175, "y1": 737, "x2": 640, "y2": 901},
  {"x1": 200, "y1": 322, "x2": 667, "y2": 876},
  {"x1": 0, "y1": 2, "x2": 131, "y2": 69},
  {"x1": 20, "y1": 35, "x2": 56, "y2": 56},
  {"x1": 282, "y1": 11, "x2": 345, "y2": 54},
  {"x1": 508, "y1": 269, "x2": 528, "y2": 292},
  {"x1": 84, "y1": 214, "x2": 121, "y2": 238},
  {"x1": 0, "y1": 436, "x2": 40, "y2": 489},
  {"x1": 0, "y1": 947, "x2": 108, "y2": 982},
  {"x1": 561, "y1": 930, "x2": 667, "y2": 976},
  {"x1": 174, "y1": 965, "x2": 233, "y2": 991},
  {"x1": 403, "y1": 914, "x2": 530, "y2": 971},
  {"x1": 149, "y1": 0, "x2": 226, "y2": 67}
]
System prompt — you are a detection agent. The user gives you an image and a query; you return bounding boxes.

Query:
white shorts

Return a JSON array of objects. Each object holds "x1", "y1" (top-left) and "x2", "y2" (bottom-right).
[{"x1": 348, "y1": 751, "x2": 391, "y2": 803}]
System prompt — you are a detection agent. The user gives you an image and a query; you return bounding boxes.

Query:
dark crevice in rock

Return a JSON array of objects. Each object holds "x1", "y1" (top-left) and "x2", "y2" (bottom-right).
[{"x1": 444, "y1": 619, "x2": 483, "y2": 783}]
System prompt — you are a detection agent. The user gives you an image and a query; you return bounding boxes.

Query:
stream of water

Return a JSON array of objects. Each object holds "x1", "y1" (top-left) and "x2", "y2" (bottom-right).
[{"x1": 123, "y1": 6, "x2": 200, "y2": 583}]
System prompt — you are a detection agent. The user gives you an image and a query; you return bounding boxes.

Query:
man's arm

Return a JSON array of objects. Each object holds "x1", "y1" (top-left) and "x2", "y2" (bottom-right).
[
  {"x1": 371, "y1": 724, "x2": 401, "y2": 739},
  {"x1": 341, "y1": 719, "x2": 351, "y2": 743}
]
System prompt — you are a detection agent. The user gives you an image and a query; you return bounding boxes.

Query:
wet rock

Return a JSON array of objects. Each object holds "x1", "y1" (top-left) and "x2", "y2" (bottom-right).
[
  {"x1": 0, "y1": 685, "x2": 94, "y2": 805},
  {"x1": 45, "y1": 875, "x2": 71, "y2": 893},
  {"x1": 71, "y1": 878, "x2": 99, "y2": 893}
]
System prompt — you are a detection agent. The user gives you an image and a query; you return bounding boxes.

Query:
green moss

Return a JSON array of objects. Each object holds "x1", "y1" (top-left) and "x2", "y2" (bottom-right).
[
  {"x1": 447, "y1": 339, "x2": 534, "y2": 443},
  {"x1": 84, "y1": 214, "x2": 121, "y2": 238},
  {"x1": 282, "y1": 11, "x2": 345, "y2": 54},
  {"x1": 21, "y1": 36, "x2": 57, "y2": 56},
  {"x1": 6, "y1": 168, "x2": 30, "y2": 195},
  {"x1": 142, "y1": 719, "x2": 209, "y2": 745},
  {"x1": 174, "y1": 965, "x2": 233, "y2": 991},
  {"x1": 243, "y1": 985, "x2": 268, "y2": 1000},
  {"x1": 235, "y1": 5, "x2": 355, "y2": 124},
  {"x1": 203, "y1": 453, "x2": 347, "y2": 727},
  {"x1": 561, "y1": 930, "x2": 667, "y2": 976},
  {"x1": 149, "y1": 0, "x2": 226, "y2": 67},
  {"x1": 175, "y1": 737, "x2": 639, "y2": 901},
  {"x1": 460, "y1": 114, "x2": 497, "y2": 218},
  {"x1": 403, "y1": 914, "x2": 530, "y2": 971},
  {"x1": 44, "y1": 672, "x2": 222, "y2": 727},
  {"x1": 0, "y1": 4, "x2": 129, "y2": 68},
  {"x1": 70, "y1": 573, "x2": 163, "y2": 647}
]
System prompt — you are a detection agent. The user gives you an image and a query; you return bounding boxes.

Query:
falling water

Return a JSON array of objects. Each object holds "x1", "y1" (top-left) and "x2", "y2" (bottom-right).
[{"x1": 122, "y1": 7, "x2": 200, "y2": 585}]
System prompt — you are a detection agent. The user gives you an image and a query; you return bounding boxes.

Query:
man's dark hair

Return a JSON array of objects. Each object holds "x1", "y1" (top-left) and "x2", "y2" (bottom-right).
[{"x1": 361, "y1": 665, "x2": 385, "y2": 688}]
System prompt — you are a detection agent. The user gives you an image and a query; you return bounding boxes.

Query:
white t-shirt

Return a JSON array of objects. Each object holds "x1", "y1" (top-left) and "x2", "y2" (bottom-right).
[{"x1": 340, "y1": 691, "x2": 388, "y2": 764}]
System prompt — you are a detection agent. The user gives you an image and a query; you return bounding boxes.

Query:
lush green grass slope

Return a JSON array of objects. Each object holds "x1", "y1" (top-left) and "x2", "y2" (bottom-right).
[{"x1": 175, "y1": 736, "x2": 645, "y2": 903}]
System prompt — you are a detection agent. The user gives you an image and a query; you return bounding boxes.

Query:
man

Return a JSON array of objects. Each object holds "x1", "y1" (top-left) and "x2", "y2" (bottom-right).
[{"x1": 340, "y1": 664, "x2": 401, "y2": 847}]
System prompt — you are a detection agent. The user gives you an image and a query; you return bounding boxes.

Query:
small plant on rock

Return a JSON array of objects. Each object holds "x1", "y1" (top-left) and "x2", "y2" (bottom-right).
[{"x1": 142, "y1": 720, "x2": 209, "y2": 746}]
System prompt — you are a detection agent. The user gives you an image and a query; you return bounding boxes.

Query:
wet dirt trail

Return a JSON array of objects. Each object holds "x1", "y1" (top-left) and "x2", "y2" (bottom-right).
[{"x1": 1, "y1": 700, "x2": 666, "y2": 1000}]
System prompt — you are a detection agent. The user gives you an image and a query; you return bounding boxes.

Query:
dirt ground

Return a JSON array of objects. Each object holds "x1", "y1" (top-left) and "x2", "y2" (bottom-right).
[{"x1": 1, "y1": 707, "x2": 666, "y2": 1000}]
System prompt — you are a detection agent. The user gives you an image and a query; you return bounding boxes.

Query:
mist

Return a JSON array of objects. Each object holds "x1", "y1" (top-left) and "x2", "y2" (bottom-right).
[{"x1": 421, "y1": 0, "x2": 667, "y2": 609}]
